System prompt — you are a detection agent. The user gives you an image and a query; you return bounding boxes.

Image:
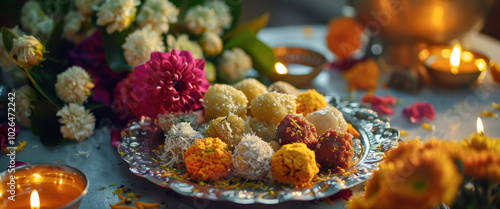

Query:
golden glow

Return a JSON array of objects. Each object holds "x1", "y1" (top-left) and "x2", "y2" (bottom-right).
[
  {"x1": 450, "y1": 43, "x2": 462, "y2": 74},
  {"x1": 275, "y1": 62, "x2": 288, "y2": 74},
  {"x1": 461, "y1": 51, "x2": 474, "y2": 62},
  {"x1": 30, "y1": 190, "x2": 40, "y2": 209},
  {"x1": 475, "y1": 59, "x2": 487, "y2": 71},
  {"x1": 477, "y1": 117, "x2": 484, "y2": 136},
  {"x1": 441, "y1": 49, "x2": 451, "y2": 58},
  {"x1": 419, "y1": 49, "x2": 429, "y2": 61}
]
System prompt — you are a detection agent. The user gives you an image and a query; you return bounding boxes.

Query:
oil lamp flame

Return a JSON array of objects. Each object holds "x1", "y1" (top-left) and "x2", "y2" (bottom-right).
[
  {"x1": 31, "y1": 190, "x2": 40, "y2": 209},
  {"x1": 275, "y1": 62, "x2": 288, "y2": 75},
  {"x1": 450, "y1": 43, "x2": 462, "y2": 74},
  {"x1": 477, "y1": 117, "x2": 484, "y2": 136}
]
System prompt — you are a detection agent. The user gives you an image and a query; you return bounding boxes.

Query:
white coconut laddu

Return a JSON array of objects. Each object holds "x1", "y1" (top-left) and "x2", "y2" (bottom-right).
[
  {"x1": 232, "y1": 134, "x2": 274, "y2": 180},
  {"x1": 160, "y1": 122, "x2": 203, "y2": 167}
]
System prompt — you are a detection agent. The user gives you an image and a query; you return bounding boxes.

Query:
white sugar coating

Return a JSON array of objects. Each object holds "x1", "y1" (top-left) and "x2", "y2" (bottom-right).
[
  {"x1": 250, "y1": 92, "x2": 296, "y2": 125},
  {"x1": 268, "y1": 81, "x2": 301, "y2": 96},
  {"x1": 160, "y1": 122, "x2": 203, "y2": 167},
  {"x1": 233, "y1": 78, "x2": 268, "y2": 104},
  {"x1": 232, "y1": 134, "x2": 274, "y2": 180},
  {"x1": 158, "y1": 111, "x2": 198, "y2": 133},
  {"x1": 203, "y1": 84, "x2": 248, "y2": 120},
  {"x1": 247, "y1": 116, "x2": 278, "y2": 142},
  {"x1": 305, "y1": 106, "x2": 348, "y2": 135}
]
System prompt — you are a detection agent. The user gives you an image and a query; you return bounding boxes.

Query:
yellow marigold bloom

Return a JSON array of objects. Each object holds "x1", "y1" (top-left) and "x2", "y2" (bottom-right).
[
  {"x1": 271, "y1": 143, "x2": 319, "y2": 187},
  {"x1": 463, "y1": 134, "x2": 500, "y2": 153},
  {"x1": 343, "y1": 59, "x2": 380, "y2": 90},
  {"x1": 462, "y1": 150, "x2": 500, "y2": 182},
  {"x1": 184, "y1": 137, "x2": 232, "y2": 181},
  {"x1": 295, "y1": 89, "x2": 327, "y2": 116}
]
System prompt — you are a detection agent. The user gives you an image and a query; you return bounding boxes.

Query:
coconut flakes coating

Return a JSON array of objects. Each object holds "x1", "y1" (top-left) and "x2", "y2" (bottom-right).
[
  {"x1": 206, "y1": 114, "x2": 252, "y2": 151},
  {"x1": 232, "y1": 134, "x2": 274, "y2": 180},
  {"x1": 203, "y1": 84, "x2": 248, "y2": 121},
  {"x1": 160, "y1": 122, "x2": 203, "y2": 167}
]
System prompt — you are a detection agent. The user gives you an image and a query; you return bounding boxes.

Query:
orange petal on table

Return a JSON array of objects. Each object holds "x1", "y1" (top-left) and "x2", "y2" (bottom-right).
[
  {"x1": 482, "y1": 110, "x2": 499, "y2": 119},
  {"x1": 491, "y1": 61, "x2": 500, "y2": 83},
  {"x1": 326, "y1": 17, "x2": 365, "y2": 61}
]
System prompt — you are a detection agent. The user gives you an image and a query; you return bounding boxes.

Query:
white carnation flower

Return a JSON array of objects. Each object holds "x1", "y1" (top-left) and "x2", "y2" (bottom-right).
[
  {"x1": 63, "y1": 10, "x2": 87, "y2": 41},
  {"x1": 136, "y1": 0, "x2": 179, "y2": 34},
  {"x1": 55, "y1": 66, "x2": 95, "y2": 105},
  {"x1": 57, "y1": 103, "x2": 96, "y2": 141},
  {"x1": 122, "y1": 27, "x2": 165, "y2": 67},
  {"x1": 75, "y1": 0, "x2": 103, "y2": 16},
  {"x1": 200, "y1": 32, "x2": 223, "y2": 56},
  {"x1": 96, "y1": 0, "x2": 140, "y2": 34},
  {"x1": 11, "y1": 35, "x2": 44, "y2": 68},
  {"x1": 166, "y1": 34, "x2": 203, "y2": 59},
  {"x1": 218, "y1": 48, "x2": 252, "y2": 82},
  {"x1": 206, "y1": 0, "x2": 232, "y2": 30},
  {"x1": 14, "y1": 85, "x2": 35, "y2": 128},
  {"x1": 184, "y1": 5, "x2": 219, "y2": 35},
  {"x1": 20, "y1": 1, "x2": 54, "y2": 39}
]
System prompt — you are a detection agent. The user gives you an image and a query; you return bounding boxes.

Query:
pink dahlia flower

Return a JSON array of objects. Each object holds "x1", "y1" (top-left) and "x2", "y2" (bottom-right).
[{"x1": 132, "y1": 50, "x2": 209, "y2": 117}]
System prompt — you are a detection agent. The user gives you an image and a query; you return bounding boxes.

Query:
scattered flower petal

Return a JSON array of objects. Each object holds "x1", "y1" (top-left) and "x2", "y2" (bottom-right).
[
  {"x1": 403, "y1": 102, "x2": 436, "y2": 123},
  {"x1": 400, "y1": 130, "x2": 409, "y2": 136},
  {"x1": 492, "y1": 102, "x2": 500, "y2": 109},
  {"x1": 422, "y1": 123, "x2": 435, "y2": 131},
  {"x1": 110, "y1": 127, "x2": 122, "y2": 148},
  {"x1": 361, "y1": 92, "x2": 397, "y2": 115},
  {"x1": 482, "y1": 110, "x2": 499, "y2": 119}
]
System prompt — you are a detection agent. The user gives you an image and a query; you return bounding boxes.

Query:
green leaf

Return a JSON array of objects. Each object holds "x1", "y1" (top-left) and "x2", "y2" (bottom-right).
[
  {"x1": 223, "y1": 12, "x2": 270, "y2": 40},
  {"x1": 29, "y1": 92, "x2": 66, "y2": 146},
  {"x1": 101, "y1": 28, "x2": 134, "y2": 72},
  {"x1": 1, "y1": 27, "x2": 19, "y2": 54},
  {"x1": 44, "y1": 18, "x2": 65, "y2": 54},
  {"x1": 224, "y1": 0, "x2": 242, "y2": 30},
  {"x1": 26, "y1": 65, "x2": 64, "y2": 109},
  {"x1": 224, "y1": 29, "x2": 276, "y2": 76},
  {"x1": 170, "y1": 0, "x2": 205, "y2": 22}
]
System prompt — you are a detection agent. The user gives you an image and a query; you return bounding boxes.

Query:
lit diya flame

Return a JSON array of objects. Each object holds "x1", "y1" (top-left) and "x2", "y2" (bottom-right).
[
  {"x1": 31, "y1": 190, "x2": 40, "y2": 209},
  {"x1": 477, "y1": 117, "x2": 484, "y2": 136},
  {"x1": 450, "y1": 43, "x2": 461, "y2": 74},
  {"x1": 275, "y1": 62, "x2": 288, "y2": 75},
  {"x1": 475, "y1": 58, "x2": 487, "y2": 71}
]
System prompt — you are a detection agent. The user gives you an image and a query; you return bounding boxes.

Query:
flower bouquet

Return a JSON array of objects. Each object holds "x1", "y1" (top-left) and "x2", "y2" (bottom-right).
[{"x1": 1, "y1": 0, "x2": 277, "y2": 146}]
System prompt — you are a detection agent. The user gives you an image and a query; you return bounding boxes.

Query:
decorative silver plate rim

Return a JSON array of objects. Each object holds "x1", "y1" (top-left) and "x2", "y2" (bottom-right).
[{"x1": 117, "y1": 96, "x2": 399, "y2": 204}]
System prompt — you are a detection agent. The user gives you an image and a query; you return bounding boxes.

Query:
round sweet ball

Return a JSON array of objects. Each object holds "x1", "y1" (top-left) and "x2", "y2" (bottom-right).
[
  {"x1": 247, "y1": 116, "x2": 278, "y2": 143},
  {"x1": 203, "y1": 84, "x2": 248, "y2": 121},
  {"x1": 315, "y1": 130, "x2": 354, "y2": 171},
  {"x1": 268, "y1": 81, "x2": 301, "y2": 96},
  {"x1": 250, "y1": 92, "x2": 296, "y2": 125},
  {"x1": 276, "y1": 114, "x2": 318, "y2": 150},
  {"x1": 233, "y1": 78, "x2": 268, "y2": 104},
  {"x1": 232, "y1": 134, "x2": 274, "y2": 180},
  {"x1": 269, "y1": 141, "x2": 281, "y2": 152},
  {"x1": 184, "y1": 137, "x2": 232, "y2": 181},
  {"x1": 296, "y1": 89, "x2": 328, "y2": 116},
  {"x1": 305, "y1": 106, "x2": 348, "y2": 135},
  {"x1": 271, "y1": 143, "x2": 319, "y2": 186},
  {"x1": 206, "y1": 114, "x2": 252, "y2": 151},
  {"x1": 161, "y1": 122, "x2": 203, "y2": 167}
]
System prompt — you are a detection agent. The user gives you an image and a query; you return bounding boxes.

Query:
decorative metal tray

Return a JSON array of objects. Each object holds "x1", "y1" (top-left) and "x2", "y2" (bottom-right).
[{"x1": 117, "y1": 96, "x2": 399, "y2": 204}]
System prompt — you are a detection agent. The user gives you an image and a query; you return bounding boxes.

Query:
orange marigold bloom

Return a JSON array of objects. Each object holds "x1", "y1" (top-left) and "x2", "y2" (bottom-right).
[
  {"x1": 326, "y1": 17, "x2": 365, "y2": 61},
  {"x1": 184, "y1": 137, "x2": 232, "y2": 181},
  {"x1": 271, "y1": 143, "x2": 319, "y2": 187},
  {"x1": 343, "y1": 59, "x2": 380, "y2": 90},
  {"x1": 295, "y1": 89, "x2": 327, "y2": 116}
]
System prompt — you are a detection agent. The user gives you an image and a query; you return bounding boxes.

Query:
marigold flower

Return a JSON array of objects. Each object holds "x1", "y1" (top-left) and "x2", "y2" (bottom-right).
[
  {"x1": 136, "y1": 0, "x2": 179, "y2": 34},
  {"x1": 295, "y1": 89, "x2": 327, "y2": 116},
  {"x1": 11, "y1": 35, "x2": 43, "y2": 68},
  {"x1": 96, "y1": 0, "x2": 140, "y2": 34},
  {"x1": 200, "y1": 32, "x2": 223, "y2": 56},
  {"x1": 122, "y1": 26, "x2": 165, "y2": 67},
  {"x1": 55, "y1": 66, "x2": 95, "y2": 105},
  {"x1": 57, "y1": 103, "x2": 96, "y2": 141},
  {"x1": 343, "y1": 59, "x2": 380, "y2": 90},
  {"x1": 184, "y1": 137, "x2": 232, "y2": 181}
]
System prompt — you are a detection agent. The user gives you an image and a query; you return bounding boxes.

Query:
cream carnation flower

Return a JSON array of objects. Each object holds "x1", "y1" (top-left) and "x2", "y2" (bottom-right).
[
  {"x1": 200, "y1": 32, "x2": 223, "y2": 56},
  {"x1": 15, "y1": 85, "x2": 35, "y2": 128},
  {"x1": 206, "y1": 1, "x2": 232, "y2": 30},
  {"x1": 55, "y1": 66, "x2": 95, "y2": 105},
  {"x1": 122, "y1": 27, "x2": 165, "y2": 67},
  {"x1": 96, "y1": 0, "x2": 140, "y2": 34},
  {"x1": 166, "y1": 34, "x2": 203, "y2": 59},
  {"x1": 57, "y1": 103, "x2": 96, "y2": 141},
  {"x1": 21, "y1": 1, "x2": 54, "y2": 39},
  {"x1": 218, "y1": 48, "x2": 252, "y2": 83},
  {"x1": 184, "y1": 5, "x2": 219, "y2": 35},
  {"x1": 136, "y1": 0, "x2": 179, "y2": 34},
  {"x1": 75, "y1": 0, "x2": 103, "y2": 16},
  {"x1": 63, "y1": 10, "x2": 87, "y2": 41},
  {"x1": 11, "y1": 35, "x2": 44, "y2": 68}
]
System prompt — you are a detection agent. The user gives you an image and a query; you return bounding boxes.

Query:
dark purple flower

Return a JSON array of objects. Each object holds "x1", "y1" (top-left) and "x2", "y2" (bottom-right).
[{"x1": 68, "y1": 30, "x2": 128, "y2": 105}]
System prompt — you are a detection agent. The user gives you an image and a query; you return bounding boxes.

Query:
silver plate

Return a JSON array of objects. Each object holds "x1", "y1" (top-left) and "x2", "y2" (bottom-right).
[{"x1": 117, "y1": 96, "x2": 399, "y2": 204}]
